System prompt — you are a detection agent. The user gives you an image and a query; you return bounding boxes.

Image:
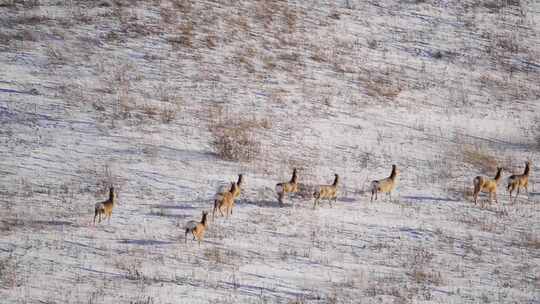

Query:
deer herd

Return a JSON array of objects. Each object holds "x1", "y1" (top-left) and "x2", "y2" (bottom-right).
[{"x1": 93, "y1": 161, "x2": 533, "y2": 245}]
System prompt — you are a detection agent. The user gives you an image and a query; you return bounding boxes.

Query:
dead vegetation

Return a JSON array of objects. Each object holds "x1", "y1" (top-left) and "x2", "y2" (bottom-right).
[
  {"x1": 0, "y1": 0, "x2": 539, "y2": 303},
  {"x1": 399, "y1": 246, "x2": 444, "y2": 301},
  {"x1": 204, "y1": 246, "x2": 227, "y2": 266},
  {"x1": 364, "y1": 77, "x2": 403, "y2": 101},
  {"x1": 461, "y1": 145, "x2": 499, "y2": 174},
  {"x1": 208, "y1": 105, "x2": 271, "y2": 162},
  {"x1": 209, "y1": 120, "x2": 263, "y2": 161},
  {"x1": 358, "y1": 66, "x2": 405, "y2": 102},
  {"x1": 115, "y1": 259, "x2": 145, "y2": 281},
  {"x1": 0, "y1": 253, "x2": 22, "y2": 289},
  {"x1": 511, "y1": 231, "x2": 540, "y2": 250}
]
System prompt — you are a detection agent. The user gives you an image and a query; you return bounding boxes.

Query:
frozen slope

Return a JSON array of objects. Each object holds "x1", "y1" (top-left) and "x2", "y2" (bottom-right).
[{"x1": 0, "y1": 1, "x2": 539, "y2": 303}]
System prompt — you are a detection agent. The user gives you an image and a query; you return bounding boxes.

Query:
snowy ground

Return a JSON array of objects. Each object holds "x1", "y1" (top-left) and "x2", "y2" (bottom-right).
[{"x1": 1, "y1": 0, "x2": 539, "y2": 303}]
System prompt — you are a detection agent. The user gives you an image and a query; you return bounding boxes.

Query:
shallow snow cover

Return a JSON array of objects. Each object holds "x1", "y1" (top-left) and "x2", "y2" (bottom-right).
[{"x1": 0, "y1": 1, "x2": 539, "y2": 303}]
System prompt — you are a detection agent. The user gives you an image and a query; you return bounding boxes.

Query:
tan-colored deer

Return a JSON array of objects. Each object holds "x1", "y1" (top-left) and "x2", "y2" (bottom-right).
[
  {"x1": 370, "y1": 165, "x2": 398, "y2": 202},
  {"x1": 473, "y1": 167, "x2": 503, "y2": 205},
  {"x1": 215, "y1": 174, "x2": 243, "y2": 202},
  {"x1": 94, "y1": 187, "x2": 116, "y2": 225},
  {"x1": 213, "y1": 182, "x2": 237, "y2": 220},
  {"x1": 276, "y1": 168, "x2": 298, "y2": 205},
  {"x1": 313, "y1": 174, "x2": 339, "y2": 208},
  {"x1": 185, "y1": 211, "x2": 208, "y2": 246},
  {"x1": 507, "y1": 161, "x2": 531, "y2": 203}
]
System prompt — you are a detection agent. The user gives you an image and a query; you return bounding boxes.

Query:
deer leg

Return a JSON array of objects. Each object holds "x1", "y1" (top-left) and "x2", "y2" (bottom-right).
[
  {"x1": 278, "y1": 192, "x2": 284, "y2": 205},
  {"x1": 219, "y1": 205, "x2": 225, "y2": 217}
]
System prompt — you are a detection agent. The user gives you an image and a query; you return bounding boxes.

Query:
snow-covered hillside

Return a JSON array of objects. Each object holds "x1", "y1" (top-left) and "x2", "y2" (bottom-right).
[{"x1": 1, "y1": 0, "x2": 539, "y2": 303}]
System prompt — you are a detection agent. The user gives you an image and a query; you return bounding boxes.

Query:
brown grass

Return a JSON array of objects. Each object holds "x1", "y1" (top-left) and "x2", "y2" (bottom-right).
[
  {"x1": 461, "y1": 145, "x2": 498, "y2": 173},
  {"x1": 115, "y1": 259, "x2": 145, "y2": 281},
  {"x1": 208, "y1": 104, "x2": 271, "y2": 162},
  {"x1": 209, "y1": 118, "x2": 270, "y2": 162},
  {"x1": 204, "y1": 246, "x2": 226, "y2": 265},
  {"x1": 364, "y1": 77, "x2": 402, "y2": 101},
  {"x1": 480, "y1": 0, "x2": 521, "y2": 12},
  {"x1": 310, "y1": 46, "x2": 329, "y2": 63},
  {"x1": 447, "y1": 184, "x2": 474, "y2": 201},
  {"x1": 46, "y1": 46, "x2": 67, "y2": 66},
  {"x1": 0, "y1": 253, "x2": 22, "y2": 289},
  {"x1": 402, "y1": 246, "x2": 444, "y2": 290},
  {"x1": 409, "y1": 268, "x2": 443, "y2": 285},
  {"x1": 159, "y1": 104, "x2": 179, "y2": 123},
  {"x1": 357, "y1": 66, "x2": 404, "y2": 101},
  {"x1": 205, "y1": 34, "x2": 217, "y2": 49},
  {"x1": 512, "y1": 232, "x2": 540, "y2": 250},
  {"x1": 284, "y1": 6, "x2": 297, "y2": 33}
]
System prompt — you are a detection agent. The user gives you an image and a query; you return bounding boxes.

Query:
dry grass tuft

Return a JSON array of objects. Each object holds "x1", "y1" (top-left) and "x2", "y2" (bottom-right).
[
  {"x1": 358, "y1": 68, "x2": 404, "y2": 102},
  {"x1": 46, "y1": 46, "x2": 67, "y2": 66},
  {"x1": 409, "y1": 268, "x2": 443, "y2": 286},
  {"x1": 461, "y1": 145, "x2": 498, "y2": 174},
  {"x1": 403, "y1": 246, "x2": 444, "y2": 290},
  {"x1": 447, "y1": 184, "x2": 474, "y2": 201},
  {"x1": 365, "y1": 79, "x2": 402, "y2": 100},
  {"x1": 204, "y1": 246, "x2": 231, "y2": 266},
  {"x1": 209, "y1": 121, "x2": 265, "y2": 162},
  {"x1": 0, "y1": 253, "x2": 22, "y2": 289},
  {"x1": 208, "y1": 106, "x2": 271, "y2": 162},
  {"x1": 115, "y1": 259, "x2": 145, "y2": 281},
  {"x1": 512, "y1": 232, "x2": 540, "y2": 250}
]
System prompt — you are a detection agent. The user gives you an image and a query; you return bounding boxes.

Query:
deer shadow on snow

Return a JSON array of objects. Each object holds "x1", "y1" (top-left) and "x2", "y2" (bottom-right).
[
  {"x1": 118, "y1": 238, "x2": 174, "y2": 246},
  {"x1": 401, "y1": 195, "x2": 460, "y2": 203}
]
